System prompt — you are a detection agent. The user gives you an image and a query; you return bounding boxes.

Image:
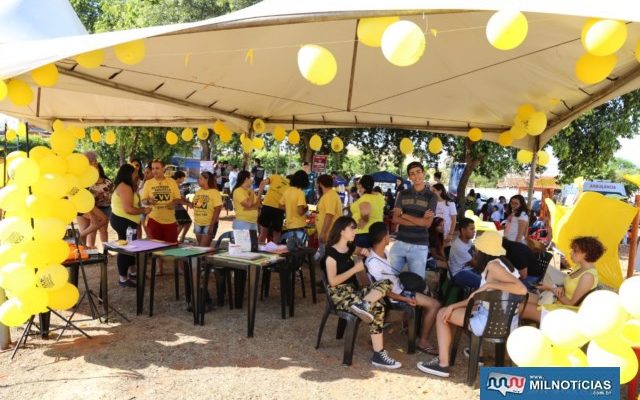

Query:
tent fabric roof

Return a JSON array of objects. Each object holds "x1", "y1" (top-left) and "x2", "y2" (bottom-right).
[
  {"x1": 1, "y1": 0, "x2": 639, "y2": 151},
  {"x1": 370, "y1": 171, "x2": 402, "y2": 184}
]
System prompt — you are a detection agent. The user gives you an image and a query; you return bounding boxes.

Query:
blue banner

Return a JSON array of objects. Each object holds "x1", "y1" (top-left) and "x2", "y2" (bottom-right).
[{"x1": 479, "y1": 367, "x2": 618, "y2": 399}]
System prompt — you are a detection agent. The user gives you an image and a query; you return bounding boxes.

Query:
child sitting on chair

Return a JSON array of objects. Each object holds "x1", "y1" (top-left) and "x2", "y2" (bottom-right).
[{"x1": 365, "y1": 222, "x2": 442, "y2": 355}]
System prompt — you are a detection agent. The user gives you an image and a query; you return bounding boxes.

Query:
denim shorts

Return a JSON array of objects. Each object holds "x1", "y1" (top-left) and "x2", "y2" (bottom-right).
[
  {"x1": 469, "y1": 306, "x2": 519, "y2": 336},
  {"x1": 194, "y1": 224, "x2": 208, "y2": 235},
  {"x1": 232, "y1": 220, "x2": 258, "y2": 231}
]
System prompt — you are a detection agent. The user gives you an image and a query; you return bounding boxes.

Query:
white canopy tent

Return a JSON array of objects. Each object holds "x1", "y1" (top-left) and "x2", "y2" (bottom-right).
[{"x1": 0, "y1": 0, "x2": 639, "y2": 151}]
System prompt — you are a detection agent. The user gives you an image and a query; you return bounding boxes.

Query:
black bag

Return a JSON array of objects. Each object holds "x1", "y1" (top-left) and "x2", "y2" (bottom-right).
[
  {"x1": 399, "y1": 271, "x2": 427, "y2": 293},
  {"x1": 286, "y1": 234, "x2": 304, "y2": 252}
]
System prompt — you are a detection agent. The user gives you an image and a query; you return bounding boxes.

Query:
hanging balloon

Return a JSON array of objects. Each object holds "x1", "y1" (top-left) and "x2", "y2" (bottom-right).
[
  {"x1": 241, "y1": 137, "x2": 254, "y2": 154},
  {"x1": 105, "y1": 130, "x2": 117, "y2": 145},
  {"x1": 69, "y1": 125, "x2": 86, "y2": 139},
  {"x1": 428, "y1": 138, "x2": 443, "y2": 154},
  {"x1": 7, "y1": 79, "x2": 33, "y2": 106},
  {"x1": 636, "y1": 39, "x2": 640, "y2": 63},
  {"x1": 309, "y1": 134, "x2": 322, "y2": 151},
  {"x1": 381, "y1": 20, "x2": 426, "y2": 67},
  {"x1": 8, "y1": 157, "x2": 40, "y2": 187},
  {"x1": 273, "y1": 126, "x2": 287, "y2": 142},
  {"x1": 288, "y1": 129, "x2": 300, "y2": 145},
  {"x1": 219, "y1": 130, "x2": 232, "y2": 143},
  {"x1": 527, "y1": 112, "x2": 547, "y2": 136},
  {"x1": 516, "y1": 103, "x2": 536, "y2": 121},
  {"x1": 90, "y1": 128, "x2": 101, "y2": 143},
  {"x1": 468, "y1": 128, "x2": 482, "y2": 142},
  {"x1": 252, "y1": 118, "x2": 266, "y2": 134},
  {"x1": 29, "y1": 146, "x2": 54, "y2": 163},
  {"x1": 166, "y1": 130, "x2": 178, "y2": 145},
  {"x1": 114, "y1": 40, "x2": 146, "y2": 65},
  {"x1": 17, "y1": 123, "x2": 27, "y2": 137},
  {"x1": 52, "y1": 119, "x2": 65, "y2": 132},
  {"x1": 581, "y1": 19, "x2": 627, "y2": 57},
  {"x1": 486, "y1": 10, "x2": 528, "y2": 50},
  {"x1": 297, "y1": 45, "x2": 338, "y2": 86},
  {"x1": 6, "y1": 129, "x2": 17, "y2": 141},
  {"x1": 75, "y1": 49, "x2": 105, "y2": 69},
  {"x1": 330, "y1": 137, "x2": 344, "y2": 152},
  {"x1": 212, "y1": 120, "x2": 225, "y2": 136},
  {"x1": 252, "y1": 137, "x2": 265, "y2": 150},
  {"x1": 50, "y1": 130, "x2": 77, "y2": 156},
  {"x1": 516, "y1": 149, "x2": 533, "y2": 164},
  {"x1": 498, "y1": 131, "x2": 513, "y2": 147},
  {"x1": 357, "y1": 16, "x2": 400, "y2": 47},
  {"x1": 31, "y1": 63, "x2": 59, "y2": 87},
  {"x1": 0, "y1": 80, "x2": 7, "y2": 101},
  {"x1": 510, "y1": 117, "x2": 528, "y2": 139},
  {"x1": 399, "y1": 138, "x2": 413, "y2": 155},
  {"x1": 575, "y1": 53, "x2": 617, "y2": 84},
  {"x1": 181, "y1": 128, "x2": 194, "y2": 142},
  {"x1": 196, "y1": 125, "x2": 209, "y2": 140},
  {"x1": 537, "y1": 151, "x2": 550, "y2": 166}
]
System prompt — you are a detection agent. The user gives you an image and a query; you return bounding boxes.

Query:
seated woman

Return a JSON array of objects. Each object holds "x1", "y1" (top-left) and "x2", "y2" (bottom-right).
[
  {"x1": 428, "y1": 217, "x2": 448, "y2": 269},
  {"x1": 417, "y1": 231, "x2": 527, "y2": 378},
  {"x1": 323, "y1": 216, "x2": 401, "y2": 369},
  {"x1": 522, "y1": 236, "x2": 604, "y2": 322}
]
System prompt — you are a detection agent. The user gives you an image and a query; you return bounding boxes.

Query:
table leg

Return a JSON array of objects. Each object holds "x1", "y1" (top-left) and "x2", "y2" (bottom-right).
[
  {"x1": 308, "y1": 253, "x2": 317, "y2": 304},
  {"x1": 278, "y1": 265, "x2": 287, "y2": 319},
  {"x1": 189, "y1": 258, "x2": 198, "y2": 325},
  {"x1": 149, "y1": 256, "x2": 156, "y2": 317},
  {"x1": 289, "y1": 261, "x2": 295, "y2": 318},
  {"x1": 247, "y1": 265, "x2": 261, "y2": 338},
  {"x1": 101, "y1": 256, "x2": 109, "y2": 322}
]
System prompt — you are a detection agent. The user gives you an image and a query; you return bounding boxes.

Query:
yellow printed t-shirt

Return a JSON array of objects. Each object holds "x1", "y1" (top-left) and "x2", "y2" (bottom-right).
[
  {"x1": 193, "y1": 188, "x2": 223, "y2": 226},
  {"x1": 350, "y1": 193, "x2": 385, "y2": 234},
  {"x1": 262, "y1": 175, "x2": 290, "y2": 208},
  {"x1": 316, "y1": 189, "x2": 342, "y2": 236},
  {"x1": 233, "y1": 187, "x2": 258, "y2": 223},
  {"x1": 142, "y1": 177, "x2": 180, "y2": 224},
  {"x1": 280, "y1": 187, "x2": 307, "y2": 230}
]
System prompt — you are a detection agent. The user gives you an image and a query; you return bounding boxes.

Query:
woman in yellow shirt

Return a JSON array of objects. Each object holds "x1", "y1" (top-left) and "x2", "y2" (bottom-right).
[
  {"x1": 315, "y1": 174, "x2": 343, "y2": 258},
  {"x1": 193, "y1": 171, "x2": 223, "y2": 247},
  {"x1": 279, "y1": 170, "x2": 309, "y2": 242},
  {"x1": 232, "y1": 170, "x2": 259, "y2": 231},
  {"x1": 350, "y1": 175, "x2": 385, "y2": 250},
  {"x1": 522, "y1": 236, "x2": 604, "y2": 322}
]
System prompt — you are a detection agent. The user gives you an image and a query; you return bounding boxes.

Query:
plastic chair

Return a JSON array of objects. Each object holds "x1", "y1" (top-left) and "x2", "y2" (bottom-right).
[
  {"x1": 450, "y1": 290, "x2": 528, "y2": 386},
  {"x1": 315, "y1": 272, "x2": 361, "y2": 366},
  {"x1": 211, "y1": 231, "x2": 237, "y2": 308}
]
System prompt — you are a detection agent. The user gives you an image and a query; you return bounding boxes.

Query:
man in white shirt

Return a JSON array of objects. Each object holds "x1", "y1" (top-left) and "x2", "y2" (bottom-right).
[{"x1": 448, "y1": 217, "x2": 480, "y2": 289}]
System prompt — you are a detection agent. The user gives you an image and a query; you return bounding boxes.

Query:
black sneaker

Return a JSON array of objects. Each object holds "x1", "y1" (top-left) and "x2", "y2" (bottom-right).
[
  {"x1": 349, "y1": 300, "x2": 374, "y2": 323},
  {"x1": 371, "y1": 350, "x2": 402, "y2": 369},
  {"x1": 463, "y1": 347, "x2": 485, "y2": 366},
  {"x1": 118, "y1": 279, "x2": 136, "y2": 288},
  {"x1": 417, "y1": 358, "x2": 450, "y2": 378}
]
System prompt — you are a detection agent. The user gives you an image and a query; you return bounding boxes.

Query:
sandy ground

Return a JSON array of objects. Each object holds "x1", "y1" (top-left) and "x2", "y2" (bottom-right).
[{"x1": 0, "y1": 212, "x2": 633, "y2": 399}]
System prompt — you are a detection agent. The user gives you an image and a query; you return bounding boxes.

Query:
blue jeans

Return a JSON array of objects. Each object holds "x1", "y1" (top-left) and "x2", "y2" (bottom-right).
[
  {"x1": 232, "y1": 220, "x2": 258, "y2": 231},
  {"x1": 452, "y1": 269, "x2": 481, "y2": 290},
  {"x1": 389, "y1": 240, "x2": 429, "y2": 279}
]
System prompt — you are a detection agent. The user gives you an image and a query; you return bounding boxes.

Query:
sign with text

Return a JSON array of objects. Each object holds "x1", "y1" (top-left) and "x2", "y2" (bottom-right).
[
  {"x1": 583, "y1": 181, "x2": 626, "y2": 197},
  {"x1": 312, "y1": 154, "x2": 328, "y2": 174}
]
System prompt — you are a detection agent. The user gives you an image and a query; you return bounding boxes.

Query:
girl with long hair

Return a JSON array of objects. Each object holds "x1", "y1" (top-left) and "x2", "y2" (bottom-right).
[
  {"x1": 504, "y1": 194, "x2": 530, "y2": 243},
  {"x1": 431, "y1": 183, "x2": 457, "y2": 248},
  {"x1": 428, "y1": 217, "x2": 447, "y2": 269},
  {"x1": 231, "y1": 170, "x2": 259, "y2": 231},
  {"x1": 193, "y1": 171, "x2": 223, "y2": 247}
]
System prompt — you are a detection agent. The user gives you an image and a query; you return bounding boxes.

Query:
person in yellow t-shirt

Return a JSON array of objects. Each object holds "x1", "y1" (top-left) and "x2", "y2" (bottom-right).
[
  {"x1": 232, "y1": 170, "x2": 260, "y2": 230},
  {"x1": 315, "y1": 174, "x2": 343, "y2": 258},
  {"x1": 279, "y1": 170, "x2": 309, "y2": 242},
  {"x1": 257, "y1": 174, "x2": 289, "y2": 243},
  {"x1": 350, "y1": 175, "x2": 385, "y2": 250},
  {"x1": 193, "y1": 171, "x2": 223, "y2": 247}
]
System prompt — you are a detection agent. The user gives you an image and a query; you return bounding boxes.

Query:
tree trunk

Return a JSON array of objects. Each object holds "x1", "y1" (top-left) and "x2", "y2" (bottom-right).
[
  {"x1": 200, "y1": 132, "x2": 211, "y2": 161},
  {"x1": 298, "y1": 132, "x2": 313, "y2": 163},
  {"x1": 455, "y1": 139, "x2": 482, "y2": 215},
  {"x1": 127, "y1": 128, "x2": 140, "y2": 164}
]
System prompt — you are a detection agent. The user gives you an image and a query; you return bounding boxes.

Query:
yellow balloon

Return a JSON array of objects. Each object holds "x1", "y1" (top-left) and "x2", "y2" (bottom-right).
[
  {"x1": 498, "y1": 131, "x2": 513, "y2": 147},
  {"x1": 309, "y1": 134, "x2": 322, "y2": 151},
  {"x1": 486, "y1": 10, "x2": 528, "y2": 50},
  {"x1": 622, "y1": 319, "x2": 640, "y2": 346},
  {"x1": 29, "y1": 145, "x2": 53, "y2": 163},
  {"x1": 181, "y1": 128, "x2": 194, "y2": 142},
  {"x1": 17, "y1": 123, "x2": 26, "y2": 137},
  {"x1": 331, "y1": 137, "x2": 344, "y2": 152},
  {"x1": 16, "y1": 287, "x2": 49, "y2": 315},
  {"x1": 36, "y1": 264, "x2": 69, "y2": 290},
  {"x1": 31, "y1": 63, "x2": 59, "y2": 87},
  {"x1": 551, "y1": 346, "x2": 588, "y2": 367},
  {"x1": 381, "y1": 20, "x2": 426, "y2": 67},
  {"x1": 297, "y1": 44, "x2": 338, "y2": 86},
  {"x1": 399, "y1": 137, "x2": 413, "y2": 155},
  {"x1": 38, "y1": 154, "x2": 68, "y2": 175},
  {"x1": 587, "y1": 338, "x2": 638, "y2": 384},
  {"x1": 68, "y1": 125, "x2": 85, "y2": 139},
  {"x1": 21, "y1": 240, "x2": 69, "y2": 266},
  {"x1": 428, "y1": 138, "x2": 442, "y2": 154},
  {"x1": 6, "y1": 129, "x2": 17, "y2": 141},
  {"x1": 357, "y1": 16, "x2": 400, "y2": 47},
  {"x1": 0, "y1": 262, "x2": 36, "y2": 292},
  {"x1": 0, "y1": 298, "x2": 30, "y2": 327},
  {"x1": 7, "y1": 79, "x2": 33, "y2": 106},
  {"x1": 252, "y1": 137, "x2": 264, "y2": 150},
  {"x1": 33, "y1": 173, "x2": 68, "y2": 199},
  {"x1": 9, "y1": 157, "x2": 40, "y2": 187},
  {"x1": 540, "y1": 309, "x2": 589, "y2": 349},
  {"x1": 0, "y1": 184, "x2": 29, "y2": 212},
  {"x1": 114, "y1": 40, "x2": 146, "y2": 65},
  {"x1": 582, "y1": 19, "x2": 627, "y2": 57},
  {"x1": 288, "y1": 129, "x2": 301, "y2": 145},
  {"x1": 537, "y1": 151, "x2": 550, "y2": 166},
  {"x1": 516, "y1": 149, "x2": 533, "y2": 164},
  {"x1": 0, "y1": 80, "x2": 6, "y2": 101},
  {"x1": 65, "y1": 174, "x2": 81, "y2": 197},
  {"x1": 577, "y1": 290, "x2": 628, "y2": 339},
  {"x1": 468, "y1": 127, "x2": 482, "y2": 142},
  {"x1": 47, "y1": 283, "x2": 79, "y2": 310},
  {"x1": 105, "y1": 130, "x2": 116, "y2": 145},
  {"x1": 75, "y1": 49, "x2": 104, "y2": 69},
  {"x1": 636, "y1": 39, "x2": 640, "y2": 63},
  {"x1": 166, "y1": 130, "x2": 178, "y2": 145},
  {"x1": 50, "y1": 130, "x2": 77, "y2": 156},
  {"x1": 0, "y1": 217, "x2": 33, "y2": 245},
  {"x1": 252, "y1": 119, "x2": 266, "y2": 134},
  {"x1": 273, "y1": 126, "x2": 287, "y2": 141},
  {"x1": 90, "y1": 128, "x2": 101, "y2": 143},
  {"x1": 516, "y1": 103, "x2": 536, "y2": 120},
  {"x1": 619, "y1": 276, "x2": 640, "y2": 317},
  {"x1": 219, "y1": 131, "x2": 232, "y2": 143},
  {"x1": 575, "y1": 53, "x2": 617, "y2": 84},
  {"x1": 51, "y1": 198, "x2": 77, "y2": 224},
  {"x1": 510, "y1": 117, "x2": 528, "y2": 139},
  {"x1": 0, "y1": 243, "x2": 25, "y2": 265},
  {"x1": 70, "y1": 188, "x2": 95, "y2": 213},
  {"x1": 66, "y1": 153, "x2": 89, "y2": 176},
  {"x1": 33, "y1": 218, "x2": 67, "y2": 241},
  {"x1": 507, "y1": 326, "x2": 553, "y2": 366},
  {"x1": 212, "y1": 120, "x2": 225, "y2": 136},
  {"x1": 52, "y1": 119, "x2": 64, "y2": 131},
  {"x1": 25, "y1": 194, "x2": 53, "y2": 219},
  {"x1": 77, "y1": 166, "x2": 99, "y2": 188},
  {"x1": 196, "y1": 125, "x2": 209, "y2": 140},
  {"x1": 7, "y1": 150, "x2": 27, "y2": 164},
  {"x1": 242, "y1": 138, "x2": 254, "y2": 154},
  {"x1": 527, "y1": 111, "x2": 547, "y2": 135}
]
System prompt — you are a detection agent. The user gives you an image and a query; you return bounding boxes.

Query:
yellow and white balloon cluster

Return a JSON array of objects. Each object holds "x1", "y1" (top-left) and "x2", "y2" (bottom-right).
[
  {"x1": 507, "y1": 281, "x2": 640, "y2": 384},
  {"x1": 358, "y1": 17, "x2": 426, "y2": 67},
  {"x1": 0, "y1": 122, "x2": 97, "y2": 326},
  {"x1": 576, "y1": 19, "x2": 627, "y2": 85}
]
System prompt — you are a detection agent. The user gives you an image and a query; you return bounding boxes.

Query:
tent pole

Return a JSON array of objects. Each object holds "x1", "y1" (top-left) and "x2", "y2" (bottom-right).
[
  {"x1": 526, "y1": 137, "x2": 540, "y2": 209},
  {"x1": 627, "y1": 195, "x2": 640, "y2": 278},
  {"x1": 0, "y1": 122, "x2": 8, "y2": 350}
]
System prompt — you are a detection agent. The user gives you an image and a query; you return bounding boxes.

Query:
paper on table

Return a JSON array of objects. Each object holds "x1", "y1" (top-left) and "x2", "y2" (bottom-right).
[{"x1": 259, "y1": 242, "x2": 287, "y2": 253}]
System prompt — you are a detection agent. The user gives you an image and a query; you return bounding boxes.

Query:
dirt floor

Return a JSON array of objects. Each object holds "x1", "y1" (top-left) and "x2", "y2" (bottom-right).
[{"x1": 0, "y1": 213, "x2": 634, "y2": 399}]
